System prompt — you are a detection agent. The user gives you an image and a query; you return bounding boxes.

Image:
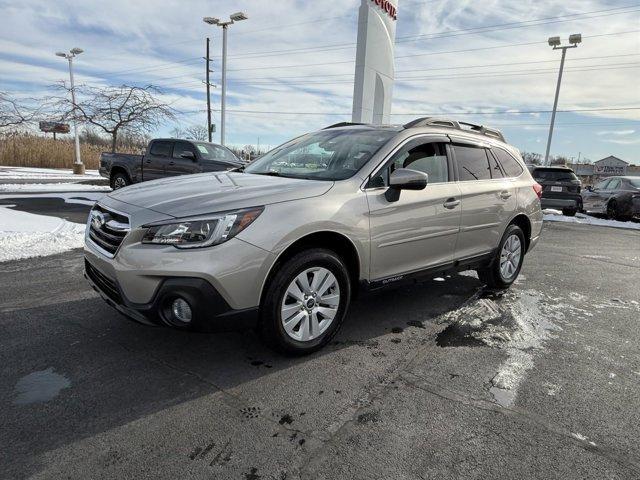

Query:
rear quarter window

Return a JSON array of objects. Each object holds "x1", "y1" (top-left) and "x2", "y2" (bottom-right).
[{"x1": 493, "y1": 148, "x2": 524, "y2": 178}]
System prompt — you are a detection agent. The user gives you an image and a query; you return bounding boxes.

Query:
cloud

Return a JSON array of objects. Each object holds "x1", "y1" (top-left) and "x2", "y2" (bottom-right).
[{"x1": 596, "y1": 129, "x2": 636, "y2": 136}]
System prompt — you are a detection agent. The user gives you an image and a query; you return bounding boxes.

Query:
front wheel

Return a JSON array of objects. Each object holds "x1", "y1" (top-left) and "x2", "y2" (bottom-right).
[
  {"x1": 562, "y1": 208, "x2": 577, "y2": 217},
  {"x1": 477, "y1": 224, "x2": 525, "y2": 289},
  {"x1": 259, "y1": 248, "x2": 351, "y2": 355},
  {"x1": 606, "y1": 200, "x2": 619, "y2": 220}
]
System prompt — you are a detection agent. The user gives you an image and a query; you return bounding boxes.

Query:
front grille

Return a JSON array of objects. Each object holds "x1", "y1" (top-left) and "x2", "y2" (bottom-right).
[
  {"x1": 85, "y1": 259, "x2": 122, "y2": 304},
  {"x1": 88, "y1": 205, "x2": 130, "y2": 257}
]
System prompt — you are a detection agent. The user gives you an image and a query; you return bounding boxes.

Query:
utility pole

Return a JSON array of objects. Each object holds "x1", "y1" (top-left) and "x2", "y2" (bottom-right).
[
  {"x1": 205, "y1": 37, "x2": 212, "y2": 142},
  {"x1": 56, "y1": 47, "x2": 84, "y2": 174},
  {"x1": 544, "y1": 34, "x2": 582, "y2": 165},
  {"x1": 203, "y1": 12, "x2": 248, "y2": 146}
]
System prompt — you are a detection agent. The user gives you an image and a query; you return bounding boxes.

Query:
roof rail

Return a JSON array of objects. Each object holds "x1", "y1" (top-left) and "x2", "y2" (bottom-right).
[
  {"x1": 323, "y1": 122, "x2": 366, "y2": 129},
  {"x1": 404, "y1": 116, "x2": 506, "y2": 143}
]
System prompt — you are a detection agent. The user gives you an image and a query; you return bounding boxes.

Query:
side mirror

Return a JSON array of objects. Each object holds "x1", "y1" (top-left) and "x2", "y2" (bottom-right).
[
  {"x1": 180, "y1": 151, "x2": 196, "y2": 161},
  {"x1": 389, "y1": 168, "x2": 428, "y2": 190}
]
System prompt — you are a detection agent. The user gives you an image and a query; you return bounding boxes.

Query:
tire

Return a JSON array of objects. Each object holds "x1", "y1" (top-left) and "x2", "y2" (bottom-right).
[
  {"x1": 110, "y1": 171, "x2": 130, "y2": 190},
  {"x1": 259, "y1": 248, "x2": 351, "y2": 355},
  {"x1": 562, "y1": 208, "x2": 577, "y2": 217},
  {"x1": 606, "y1": 200, "x2": 619, "y2": 220},
  {"x1": 477, "y1": 224, "x2": 526, "y2": 289}
]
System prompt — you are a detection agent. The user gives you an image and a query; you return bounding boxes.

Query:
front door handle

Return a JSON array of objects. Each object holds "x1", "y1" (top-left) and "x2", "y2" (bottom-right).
[
  {"x1": 443, "y1": 198, "x2": 460, "y2": 209},
  {"x1": 500, "y1": 190, "x2": 512, "y2": 200}
]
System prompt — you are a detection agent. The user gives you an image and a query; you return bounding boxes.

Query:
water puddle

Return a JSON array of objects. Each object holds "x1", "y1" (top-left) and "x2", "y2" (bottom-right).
[{"x1": 13, "y1": 367, "x2": 71, "y2": 405}]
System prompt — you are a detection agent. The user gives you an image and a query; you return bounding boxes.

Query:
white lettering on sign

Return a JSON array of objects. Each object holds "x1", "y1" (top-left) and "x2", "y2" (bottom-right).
[{"x1": 371, "y1": 0, "x2": 397, "y2": 20}]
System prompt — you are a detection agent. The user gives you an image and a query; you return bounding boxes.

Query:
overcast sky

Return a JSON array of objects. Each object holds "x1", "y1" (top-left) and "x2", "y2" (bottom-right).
[{"x1": 1, "y1": 0, "x2": 638, "y2": 161}]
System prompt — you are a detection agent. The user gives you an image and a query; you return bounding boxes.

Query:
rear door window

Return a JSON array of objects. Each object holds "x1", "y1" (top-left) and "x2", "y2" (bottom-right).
[
  {"x1": 607, "y1": 178, "x2": 621, "y2": 190},
  {"x1": 454, "y1": 145, "x2": 491, "y2": 181},
  {"x1": 493, "y1": 148, "x2": 524, "y2": 178},
  {"x1": 487, "y1": 150, "x2": 504, "y2": 178},
  {"x1": 149, "y1": 141, "x2": 173, "y2": 157}
]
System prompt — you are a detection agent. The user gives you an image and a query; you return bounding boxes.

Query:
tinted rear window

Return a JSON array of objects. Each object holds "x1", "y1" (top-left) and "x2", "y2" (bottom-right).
[
  {"x1": 532, "y1": 168, "x2": 578, "y2": 182},
  {"x1": 454, "y1": 145, "x2": 491, "y2": 181}
]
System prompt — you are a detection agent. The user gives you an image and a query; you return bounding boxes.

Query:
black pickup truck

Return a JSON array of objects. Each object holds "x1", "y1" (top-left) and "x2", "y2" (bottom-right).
[{"x1": 99, "y1": 138, "x2": 244, "y2": 189}]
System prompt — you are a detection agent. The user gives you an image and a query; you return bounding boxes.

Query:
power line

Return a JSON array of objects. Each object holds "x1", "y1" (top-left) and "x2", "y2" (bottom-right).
[{"x1": 204, "y1": 107, "x2": 640, "y2": 116}]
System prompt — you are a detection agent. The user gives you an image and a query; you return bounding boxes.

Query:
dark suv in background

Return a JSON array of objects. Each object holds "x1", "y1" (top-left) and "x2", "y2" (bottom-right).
[{"x1": 527, "y1": 165, "x2": 582, "y2": 216}]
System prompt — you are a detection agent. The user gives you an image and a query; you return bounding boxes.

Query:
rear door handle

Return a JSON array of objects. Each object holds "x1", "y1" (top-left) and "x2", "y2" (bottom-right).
[
  {"x1": 500, "y1": 190, "x2": 512, "y2": 200},
  {"x1": 443, "y1": 198, "x2": 460, "y2": 209}
]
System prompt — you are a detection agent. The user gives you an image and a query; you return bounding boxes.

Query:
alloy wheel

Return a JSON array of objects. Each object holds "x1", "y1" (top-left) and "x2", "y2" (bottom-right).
[
  {"x1": 280, "y1": 267, "x2": 340, "y2": 342},
  {"x1": 499, "y1": 234, "x2": 522, "y2": 281}
]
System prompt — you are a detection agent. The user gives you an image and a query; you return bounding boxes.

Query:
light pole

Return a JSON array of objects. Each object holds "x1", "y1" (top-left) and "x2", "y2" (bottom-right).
[
  {"x1": 203, "y1": 12, "x2": 248, "y2": 146},
  {"x1": 56, "y1": 47, "x2": 84, "y2": 174},
  {"x1": 544, "y1": 34, "x2": 581, "y2": 165}
]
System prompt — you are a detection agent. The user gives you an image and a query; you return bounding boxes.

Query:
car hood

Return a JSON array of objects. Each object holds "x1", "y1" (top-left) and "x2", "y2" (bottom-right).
[{"x1": 106, "y1": 172, "x2": 334, "y2": 218}]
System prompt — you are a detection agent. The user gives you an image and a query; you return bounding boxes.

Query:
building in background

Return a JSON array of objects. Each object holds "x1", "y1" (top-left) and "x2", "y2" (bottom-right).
[
  {"x1": 352, "y1": 0, "x2": 399, "y2": 124},
  {"x1": 567, "y1": 156, "x2": 640, "y2": 185}
]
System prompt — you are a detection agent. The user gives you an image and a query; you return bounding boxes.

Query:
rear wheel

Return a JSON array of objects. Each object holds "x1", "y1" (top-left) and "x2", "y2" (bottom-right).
[
  {"x1": 110, "y1": 171, "x2": 130, "y2": 190},
  {"x1": 477, "y1": 224, "x2": 525, "y2": 289},
  {"x1": 259, "y1": 248, "x2": 351, "y2": 355},
  {"x1": 562, "y1": 208, "x2": 577, "y2": 217}
]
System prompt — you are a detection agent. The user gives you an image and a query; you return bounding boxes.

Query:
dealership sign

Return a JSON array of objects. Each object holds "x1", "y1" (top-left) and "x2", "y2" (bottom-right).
[
  {"x1": 371, "y1": 0, "x2": 397, "y2": 20},
  {"x1": 594, "y1": 164, "x2": 626, "y2": 175},
  {"x1": 39, "y1": 121, "x2": 70, "y2": 134}
]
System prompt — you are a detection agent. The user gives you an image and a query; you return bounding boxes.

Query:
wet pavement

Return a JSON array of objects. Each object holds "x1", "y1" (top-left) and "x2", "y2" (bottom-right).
[{"x1": 1, "y1": 213, "x2": 639, "y2": 479}]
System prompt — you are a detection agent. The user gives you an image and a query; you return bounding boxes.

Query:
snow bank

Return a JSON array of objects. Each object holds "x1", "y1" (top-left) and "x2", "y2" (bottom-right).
[
  {"x1": 543, "y1": 212, "x2": 640, "y2": 230},
  {"x1": 0, "y1": 183, "x2": 110, "y2": 192},
  {"x1": 0, "y1": 205, "x2": 85, "y2": 262},
  {"x1": 0, "y1": 166, "x2": 100, "y2": 180}
]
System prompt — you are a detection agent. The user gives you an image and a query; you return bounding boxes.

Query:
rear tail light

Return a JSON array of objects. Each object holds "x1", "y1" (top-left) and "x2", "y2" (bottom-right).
[{"x1": 533, "y1": 183, "x2": 543, "y2": 199}]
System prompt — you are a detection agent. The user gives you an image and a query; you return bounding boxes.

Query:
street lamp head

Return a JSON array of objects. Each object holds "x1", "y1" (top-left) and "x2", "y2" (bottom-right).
[
  {"x1": 55, "y1": 52, "x2": 67, "y2": 58},
  {"x1": 548, "y1": 36, "x2": 561, "y2": 47},
  {"x1": 70, "y1": 47, "x2": 84, "y2": 55},
  {"x1": 569, "y1": 33, "x2": 582, "y2": 45},
  {"x1": 229, "y1": 11, "x2": 248, "y2": 21},
  {"x1": 203, "y1": 16, "x2": 220, "y2": 25}
]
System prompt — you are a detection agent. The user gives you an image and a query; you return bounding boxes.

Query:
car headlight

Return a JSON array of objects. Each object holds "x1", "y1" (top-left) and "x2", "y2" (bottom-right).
[{"x1": 141, "y1": 206, "x2": 263, "y2": 249}]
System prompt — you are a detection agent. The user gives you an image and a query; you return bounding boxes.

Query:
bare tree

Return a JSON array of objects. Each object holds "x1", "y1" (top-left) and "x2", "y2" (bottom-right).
[
  {"x1": 184, "y1": 125, "x2": 208, "y2": 141},
  {"x1": 53, "y1": 84, "x2": 175, "y2": 152},
  {"x1": 0, "y1": 92, "x2": 33, "y2": 131},
  {"x1": 521, "y1": 151, "x2": 542, "y2": 165},
  {"x1": 169, "y1": 126, "x2": 185, "y2": 138}
]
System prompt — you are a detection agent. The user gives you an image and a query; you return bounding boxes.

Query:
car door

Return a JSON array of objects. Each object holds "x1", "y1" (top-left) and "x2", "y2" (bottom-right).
[
  {"x1": 169, "y1": 141, "x2": 201, "y2": 177},
  {"x1": 365, "y1": 135, "x2": 461, "y2": 281},
  {"x1": 451, "y1": 139, "x2": 517, "y2": 260},
  {"x1": 582, "y1": 178, "x2": 611, "y2": 213},
  {"x1": 144, "y1": 140, "x2": 173, "y2": 180}
]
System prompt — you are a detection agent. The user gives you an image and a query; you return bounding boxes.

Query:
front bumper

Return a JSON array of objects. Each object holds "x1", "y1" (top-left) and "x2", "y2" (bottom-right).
[{"x1": 85, "y1": 258, "x2": 258, "y2": 331}]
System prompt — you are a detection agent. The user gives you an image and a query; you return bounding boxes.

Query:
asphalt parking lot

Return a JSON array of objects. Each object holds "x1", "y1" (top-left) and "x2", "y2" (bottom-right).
[{"x1": 1, "y1": 201, "x2": 639, "y2": 479}]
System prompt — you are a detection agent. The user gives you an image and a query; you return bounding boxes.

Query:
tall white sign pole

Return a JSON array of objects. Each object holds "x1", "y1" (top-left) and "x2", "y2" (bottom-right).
[{"x1": 352, "y1": 0, "x2": 399, "y2": 125}]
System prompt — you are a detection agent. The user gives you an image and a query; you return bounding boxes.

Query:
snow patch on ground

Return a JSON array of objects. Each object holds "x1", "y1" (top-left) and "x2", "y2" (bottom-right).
[
  {"x1": 0, "y1": 205, "x2": 85, "y2": 262},
  {"x1": 0, "y1": 166, "x2": 100, "y2": 180},
  {"x1": 0, "y1": 183, "x2": 110, "y2": 192},
  {"x1": 543, "y1": 212, "x2": 640, "y2": 230},
  {"x1": 439, "y1": 290, "x2": 563, "y2": 407}
]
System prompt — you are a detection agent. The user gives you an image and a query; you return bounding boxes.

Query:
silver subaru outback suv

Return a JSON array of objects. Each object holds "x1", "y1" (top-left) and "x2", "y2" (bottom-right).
[{"x1": 85, "y1": 118, "x2": 543, "y2": 355}]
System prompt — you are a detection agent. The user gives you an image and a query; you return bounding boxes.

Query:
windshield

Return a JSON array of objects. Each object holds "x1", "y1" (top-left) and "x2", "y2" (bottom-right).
[
  {"x1": 193, "y1": 142, "x2": 240, "y2": 164},
  {"x1": 245, "y1": 129, "x2": 397, "y2": 180},
  {"x1": 532, "y1": 168, "x2": 578, "y2": 182}
]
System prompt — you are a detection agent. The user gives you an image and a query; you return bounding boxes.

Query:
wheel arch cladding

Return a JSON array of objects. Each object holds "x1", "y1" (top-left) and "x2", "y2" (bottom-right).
[
  {"x1": 261, "y1": 231, "x2": 361, "y2": 303},
  {"x1": 509, "y1": 214, "x2": 532, "y2": 252}
]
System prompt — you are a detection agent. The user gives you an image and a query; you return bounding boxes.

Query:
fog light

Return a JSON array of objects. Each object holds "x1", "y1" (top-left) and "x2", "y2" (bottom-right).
[{"x1": 171, "y1": 298, "x2": 192, "y2": 324}]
